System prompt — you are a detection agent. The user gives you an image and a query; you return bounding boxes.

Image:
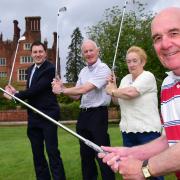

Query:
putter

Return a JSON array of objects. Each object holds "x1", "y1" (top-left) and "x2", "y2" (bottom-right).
[{"x1": 0, "y1": 87, "x2": 105, "y2": 153}]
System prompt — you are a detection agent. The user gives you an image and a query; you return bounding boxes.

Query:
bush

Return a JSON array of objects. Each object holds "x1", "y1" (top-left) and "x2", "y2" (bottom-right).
[
  {"x1": 56, "y1": 93, "x2": 75, "y2": 104},
  {"x1": 60, "y1": 101, "x2": 80, "y2": 120},
  {"x1": 0, "y1": 78, "x2": 25, "y2": 110},
  {"x1": 0, "y1": 96, "x2": 17, "y2": 110}
]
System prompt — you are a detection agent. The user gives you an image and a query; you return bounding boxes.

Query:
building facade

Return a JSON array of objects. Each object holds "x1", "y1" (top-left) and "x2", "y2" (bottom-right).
[{"x1": 0, "y1": 16, "x2": 59, "y2": 87}]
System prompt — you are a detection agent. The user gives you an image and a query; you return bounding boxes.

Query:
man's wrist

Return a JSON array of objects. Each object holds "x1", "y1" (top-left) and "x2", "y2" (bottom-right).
[
  {"x1": 59, "y1": 88, "x2": 64, "y2": 94},
  {"x1": 14, "y1": 91, "x2": 19, "y2": 94},
  {"x1": 111, "y1": 89, "x2": 115, "y2": 97},
  {"x1": 142, "y1": 159, "x2": 152, "y2": 179}
]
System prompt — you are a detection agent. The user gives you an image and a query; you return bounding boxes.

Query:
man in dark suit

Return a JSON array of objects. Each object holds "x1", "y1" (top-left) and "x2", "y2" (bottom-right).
[{"x1": 4, "y1": 41, "x2": 66, "y2": 180}]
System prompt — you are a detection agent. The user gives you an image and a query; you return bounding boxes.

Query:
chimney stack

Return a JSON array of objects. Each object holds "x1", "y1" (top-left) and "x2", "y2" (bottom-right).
[
  {"x1": 13, "y1": 20, "x2": 20, "y2": 43},
  {"x1": 25, "y1": 17, "x2": 41, "y2": 32},
  {"x1": 52, "y1": 32, "x2": 57, "y2": 50}
]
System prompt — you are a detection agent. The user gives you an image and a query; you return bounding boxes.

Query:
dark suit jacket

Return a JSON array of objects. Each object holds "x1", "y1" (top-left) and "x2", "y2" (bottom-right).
[{"x1": 15, "y1": 60, "x2": 60, "y2": 125}]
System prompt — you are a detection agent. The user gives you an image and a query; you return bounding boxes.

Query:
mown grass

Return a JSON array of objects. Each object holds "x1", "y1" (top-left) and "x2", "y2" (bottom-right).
[{"x1": 0, "y1": 124, "x2": 175, "y2": 180}]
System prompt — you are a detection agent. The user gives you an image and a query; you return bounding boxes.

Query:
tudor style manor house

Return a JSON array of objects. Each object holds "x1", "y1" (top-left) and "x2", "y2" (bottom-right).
[{"x1": 0, "y1": 16, "x2": 59, "y2": 87}]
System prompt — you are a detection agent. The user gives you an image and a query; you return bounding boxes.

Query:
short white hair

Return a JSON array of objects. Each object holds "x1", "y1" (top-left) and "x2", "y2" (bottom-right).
[{"x1": 81, "y1": 39, "x2": 98, "y2": 51}]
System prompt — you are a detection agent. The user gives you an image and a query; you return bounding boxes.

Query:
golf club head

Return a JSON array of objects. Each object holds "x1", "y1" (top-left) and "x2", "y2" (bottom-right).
[
  {"x1": 59, "y1": 7, "x2": 67, "y2": 12},
  {"x1": 18, "y1": 36, "x2": 26, "y2": 42}
]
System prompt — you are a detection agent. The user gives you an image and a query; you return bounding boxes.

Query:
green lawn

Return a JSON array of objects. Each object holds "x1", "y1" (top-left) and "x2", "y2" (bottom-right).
[{"x1": 0, "y1": 124, "x2": 175, "y2": 180}]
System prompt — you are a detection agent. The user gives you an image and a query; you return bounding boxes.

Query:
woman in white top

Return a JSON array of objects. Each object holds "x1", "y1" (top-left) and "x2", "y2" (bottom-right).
[{"x1": 106, "y1": 46, "x2": 162, "y2": 148}]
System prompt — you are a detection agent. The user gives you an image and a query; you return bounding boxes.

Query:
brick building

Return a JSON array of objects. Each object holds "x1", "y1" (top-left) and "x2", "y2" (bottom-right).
[{"x1": 0, "y1": 16, "x2": 59, "y2": 87}]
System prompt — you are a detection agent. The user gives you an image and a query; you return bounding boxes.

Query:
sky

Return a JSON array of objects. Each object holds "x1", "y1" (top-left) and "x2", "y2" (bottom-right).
[{"x1": 1, "y1": 0, "x2": 180, "y2": 81}]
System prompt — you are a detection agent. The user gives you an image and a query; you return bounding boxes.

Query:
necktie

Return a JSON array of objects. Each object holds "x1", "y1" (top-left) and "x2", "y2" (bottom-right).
[{"x1": 29, "y1": 67, "x2": 39, "y2": 87}]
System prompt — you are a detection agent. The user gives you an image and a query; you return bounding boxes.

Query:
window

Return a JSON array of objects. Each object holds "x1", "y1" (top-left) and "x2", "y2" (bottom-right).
[
  {"x1": 18, "y1": 69, "x2": 28, "y2": 81},
  {"x1": 24, "y1": 43, "x2": 32, "y2": 50},
  {"x1": 0, "y1": 58, "x2": 6, "y2": 66},
  {"x1": 20, "y1": 56, "x2": 33, "y2": 64},
  {"x1": 0, "y1": 72, "x2": 7, "y2": 78}
]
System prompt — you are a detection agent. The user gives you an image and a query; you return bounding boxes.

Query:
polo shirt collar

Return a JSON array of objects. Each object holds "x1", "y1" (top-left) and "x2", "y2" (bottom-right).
[
  {"x1": 87, "y1": 58, "x2": 101, "y2": 71},
  {"x1": 167, "y1": 71, "x2": 180, "y2": 80}
]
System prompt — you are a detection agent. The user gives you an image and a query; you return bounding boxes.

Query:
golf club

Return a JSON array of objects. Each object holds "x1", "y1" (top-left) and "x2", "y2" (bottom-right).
[
  {"x1": 55, "y1": 7, "x2": 67, "y2": 78},
  {"x1": 8, "y1": 36, "x2": 26, "y2": 85},
  {"x1": 0, "y1": 87, "x2": 105, "y2": 153},
  {"x1": 112, "y1": 0, "x2": 128, "y2": 71}
]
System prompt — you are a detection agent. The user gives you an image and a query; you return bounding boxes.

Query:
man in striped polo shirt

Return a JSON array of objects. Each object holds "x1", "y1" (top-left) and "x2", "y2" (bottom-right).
[{"x1": 98, "y1": 7, "x2": 180, "y2": 180}]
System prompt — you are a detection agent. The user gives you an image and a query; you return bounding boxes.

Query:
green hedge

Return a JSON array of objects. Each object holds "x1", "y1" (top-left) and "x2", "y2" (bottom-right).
[
  {"x1": 0, "y1": 96, "x2": 17, "y2": 110},
  {"x1": 59, "y1": 101, "x2": 80, "y2": 120},
  {"x1": 0, "y1": 78, "x2": 23, "y2": 110}
]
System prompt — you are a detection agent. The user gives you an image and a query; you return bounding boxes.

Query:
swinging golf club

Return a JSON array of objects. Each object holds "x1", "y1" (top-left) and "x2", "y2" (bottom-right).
[
  {"x1": 112, "y1": 0, "x2": 128, "y2": 71},
  {"x1": 55, "y1": 7, "x2": 67, "y2": 78},
  {"x1": 8, "y1": 36, "x2": 26, "y2": 85},
  {"x1": 0, "y1": 87, "x2": 105, "y2": 153}
]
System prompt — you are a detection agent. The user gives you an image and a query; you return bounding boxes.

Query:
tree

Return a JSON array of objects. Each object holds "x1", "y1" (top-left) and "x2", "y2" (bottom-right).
[
  {"x1": 65, "y1": 27, "x2": 85, "y2": 82},
  {"x1": 86, "y1": 2, "x2": 166, "y2": 90}
]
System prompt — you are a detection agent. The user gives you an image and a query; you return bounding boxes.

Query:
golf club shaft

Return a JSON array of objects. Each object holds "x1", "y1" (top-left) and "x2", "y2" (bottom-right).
[
  {"x1": 0, "y1": 87, "x2": 104, "y2": 153},
  {"x1": 55, "y1": 7, "x2": 67, "y2": 78},
  {"x1": 112, "y1": 0, "x2": 128, "y2": 71},
  {"x1": 55, "y1": 13, "x2": 60, "y2": 78},
  {"x1": 8, "y1": 36, "x2": 26, "y2": 85},
  {"x1": 8, "y1": 42, "x2": 20, "y2": 85}
]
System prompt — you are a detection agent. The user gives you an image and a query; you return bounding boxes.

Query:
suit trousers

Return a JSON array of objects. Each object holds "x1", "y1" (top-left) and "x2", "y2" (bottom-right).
[
  {"x1": 76, "y1": 107, "x2": 115, "y2": 180},
  {"x1": 27, "y1": 121, "x2": 66, "y2": 180}
]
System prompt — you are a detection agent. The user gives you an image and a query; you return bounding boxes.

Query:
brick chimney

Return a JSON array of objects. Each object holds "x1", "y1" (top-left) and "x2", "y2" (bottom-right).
[
  {"x1": 0, "y1": 33, "x2": 2, "y2": 42},
  {"x1": 25, "y1": 16, "x2": 41, "y2": 31},
  {"x1": 24, "y1": 16, "x2": 41, "y2": 41},
  {"x1": 13, "y1": 20, "x2": 20, "y2": 43},
  {"x1": 44, "y1": 38, "x2": 48, "y2": 49},
  {"x1": 52, "y1": 32, "x2": 57, "y2": 50}
]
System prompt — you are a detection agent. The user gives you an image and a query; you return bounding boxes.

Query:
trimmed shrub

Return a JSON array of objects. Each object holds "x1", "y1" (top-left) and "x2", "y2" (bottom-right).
[{"x1": 59, "y1": 101, "x2": 80, "y2": 120}]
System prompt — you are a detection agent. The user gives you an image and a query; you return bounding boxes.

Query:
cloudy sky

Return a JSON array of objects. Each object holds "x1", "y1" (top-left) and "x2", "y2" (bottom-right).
[{"x1": 1, "y1": 0, "x2": 180, "y2": 81}]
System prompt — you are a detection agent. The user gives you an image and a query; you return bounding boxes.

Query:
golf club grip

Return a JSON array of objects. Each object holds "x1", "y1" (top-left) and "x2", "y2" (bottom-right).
[
  {"x1": 85, "y1": 139, "x2": 105, "y2": 153},
  {"x1": 85, "y1": 140, "x2": 121, "y2": 163}
]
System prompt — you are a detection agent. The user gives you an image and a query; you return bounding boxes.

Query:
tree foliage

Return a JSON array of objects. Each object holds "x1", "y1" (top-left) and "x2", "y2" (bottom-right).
[
  {"x1": 64, "y1": 27, "x2": 85, "y2": 83},
  {"x1": 86, "y1": 2, "x2": 166, "y2": 90}
]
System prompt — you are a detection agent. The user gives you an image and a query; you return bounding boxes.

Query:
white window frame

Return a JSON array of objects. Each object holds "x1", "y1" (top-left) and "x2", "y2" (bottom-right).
[
  {"x1": 0, "y1": 72, "x2": 7, "y2": 78},
  {"x1": 23, "y1": 43, "x2": 32, "y2": 50},
  {"x1": 0, "y1": 58, "x2": 6, "y2": 66},
  {"x1": 18, "y1": 69, "x2": 28, "y2": 81},
  {"x1": 20, "y1": 56, "x2": 33, "y2": 64}
]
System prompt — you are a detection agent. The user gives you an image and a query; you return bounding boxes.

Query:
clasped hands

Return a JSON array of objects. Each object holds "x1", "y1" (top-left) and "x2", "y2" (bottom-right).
[
  {"x1": 106, "y1": 73, "x2": 117, "y2": 95},
  {"x1": 51, "y1": 76, "x2": 64, "y2": 95},
  {"x1": 3, "y1": 85, "x2": 17, "y2": 100},
  {"x1": 98, "y1": 146, "x2": 145, "y2": 180}
]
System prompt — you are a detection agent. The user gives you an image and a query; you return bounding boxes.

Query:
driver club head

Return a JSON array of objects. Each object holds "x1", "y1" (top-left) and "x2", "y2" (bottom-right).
[{"x1": 18, "y1": 36, "x2": 26, "y2": 42}]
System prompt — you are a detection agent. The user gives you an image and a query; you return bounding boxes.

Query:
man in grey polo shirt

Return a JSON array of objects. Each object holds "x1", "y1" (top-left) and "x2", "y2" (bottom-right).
[{"x1": 52, "y1": 39, "x2": 115, "y2": 180}]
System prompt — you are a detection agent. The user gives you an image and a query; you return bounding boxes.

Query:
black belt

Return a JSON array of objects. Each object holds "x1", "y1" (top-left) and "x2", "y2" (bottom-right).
[{"x1": 80, "y1": 106, "x2": 107, "y2": 112}]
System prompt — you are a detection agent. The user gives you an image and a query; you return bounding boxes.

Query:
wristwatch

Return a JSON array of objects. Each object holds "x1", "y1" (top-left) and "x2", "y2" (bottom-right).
[{"x1": 141, "y1": 159, "x2": 152, "y2": 179}]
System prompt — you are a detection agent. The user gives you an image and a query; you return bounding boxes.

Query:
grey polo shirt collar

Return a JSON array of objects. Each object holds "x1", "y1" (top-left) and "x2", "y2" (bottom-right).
[{"x1": 87, "y1": 58, "x2": 101, "y2": 71}]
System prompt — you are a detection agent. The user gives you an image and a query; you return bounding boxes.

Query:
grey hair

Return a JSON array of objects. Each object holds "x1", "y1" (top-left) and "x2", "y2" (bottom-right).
[{"x1": 81, "y1": 39, "x2": 98, "y2": 51}]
